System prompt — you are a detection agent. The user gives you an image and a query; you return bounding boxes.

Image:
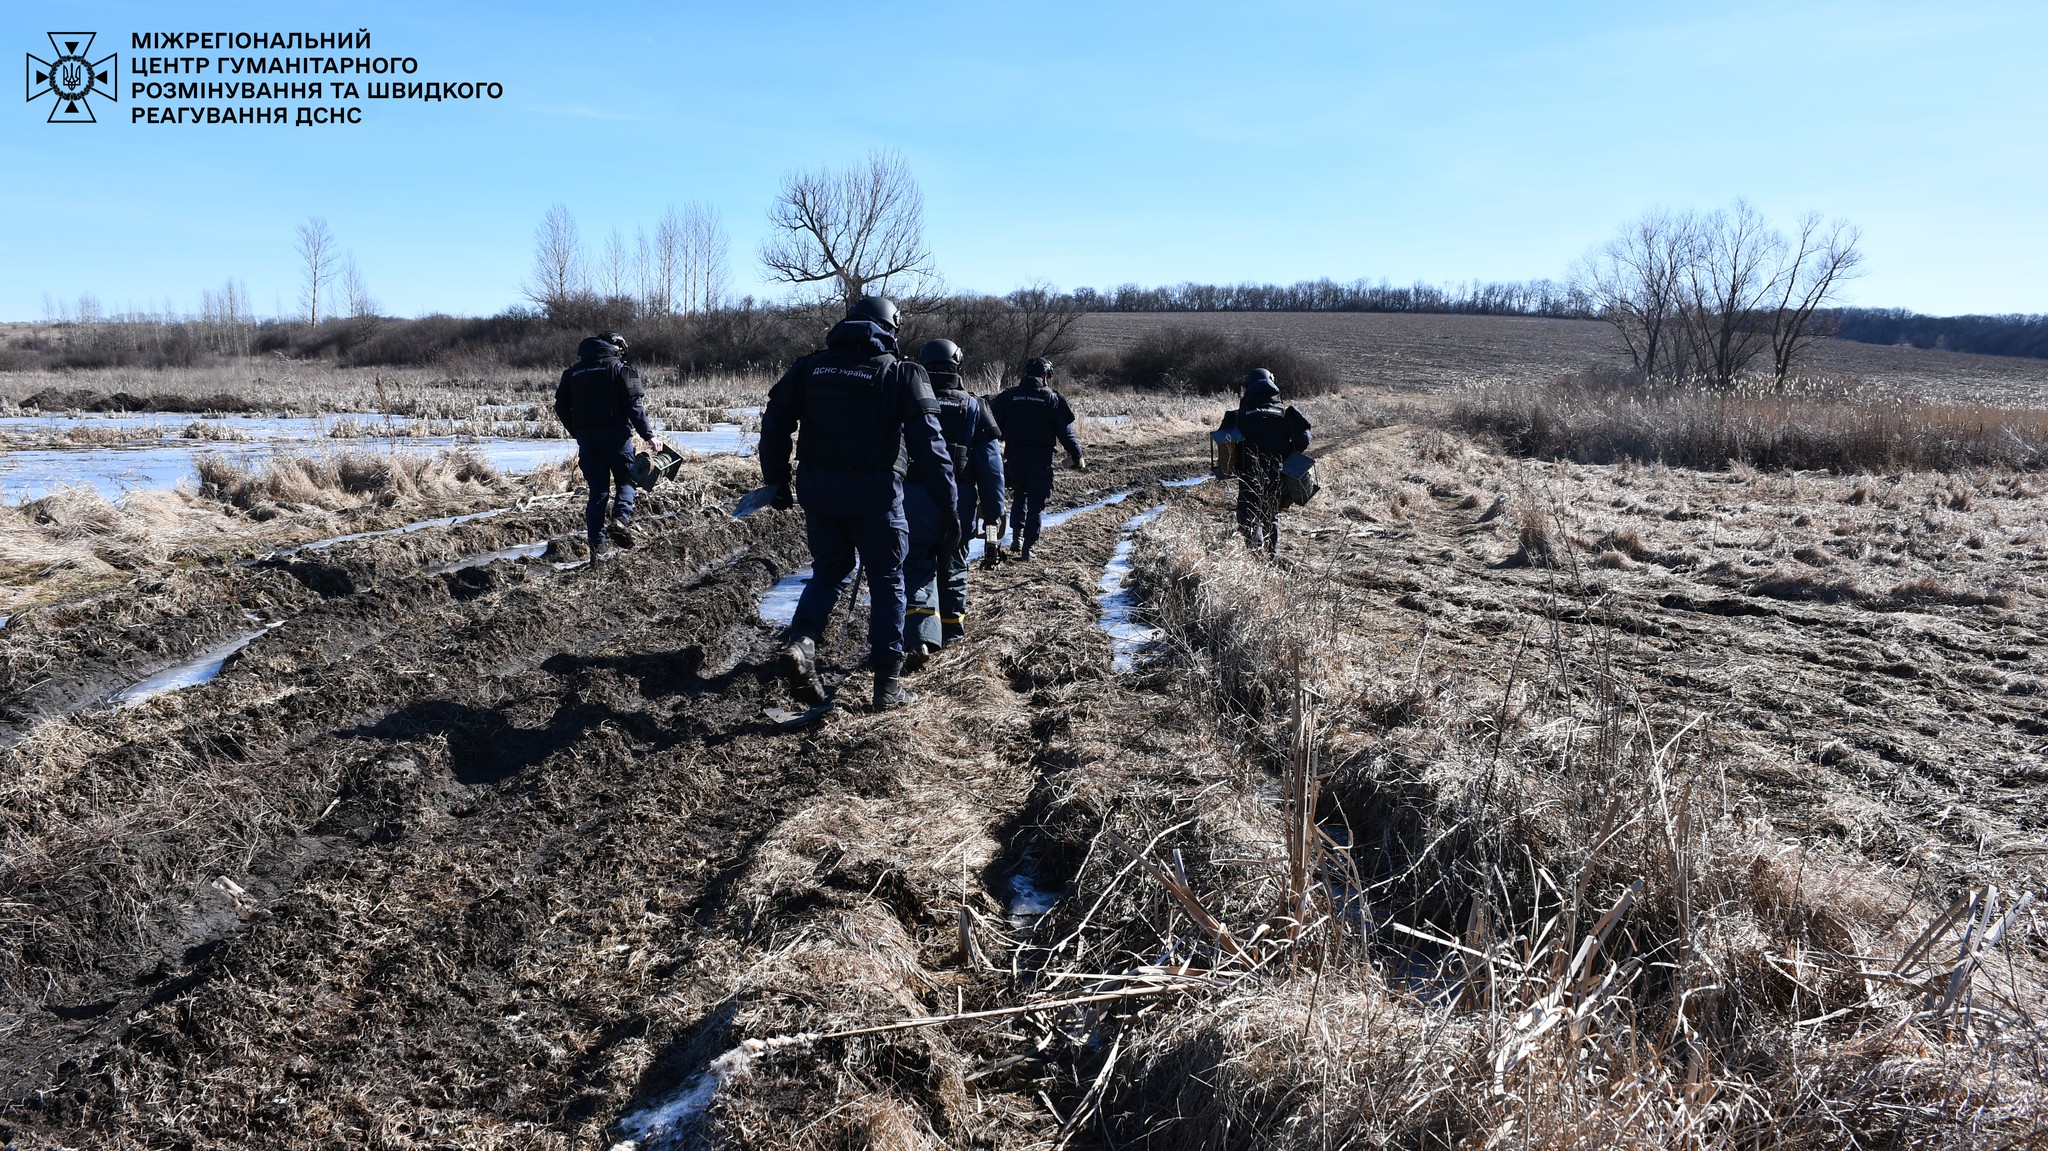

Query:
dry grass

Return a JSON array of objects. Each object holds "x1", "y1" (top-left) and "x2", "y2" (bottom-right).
[
  {"x1": 1016, "y1": 444, "x2": 2048, "y2": 1148},
  {"x1": 1456, "y1": 375, "x2": 2048, "y2": 473}
]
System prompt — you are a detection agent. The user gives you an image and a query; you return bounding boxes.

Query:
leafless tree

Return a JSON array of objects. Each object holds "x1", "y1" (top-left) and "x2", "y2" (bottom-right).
[
  {"x1": 524, "y1": 202, "x2": 586, "y2": 315},
  {"x1": 652, "y1": 206, "x2": 683, "y2": 317},
  {"x1": 599, "y1": 227, "x2": 630, "y2": 302},
  {"x1": 1765, "y1": 213, "x2": 1863, "y2": 385},
  {"x1": 761, "y1": 149, "x2": 939, "y2": 307},
  {"x1": 1678, "y1": 200, "x2": 1786, "y2": 387},
  {"x1": 1008, "y1": 281, "x2": 1087, "y2": 370},
  {"x1": 680, "y1": 202, "x2": 731, "y2": 314},
  {"x1": 1571, "y1": 209, "x2": 1695, "y2": 379},
  {"x1": 341, "y1": 254, "x2": 377, "y2": 319},
  {"x1": 633, "y1": 226, "x2": 656, "y2": 318},
  {"x1": 295, "y1": 216, "x2": 337, "y2": 325}
]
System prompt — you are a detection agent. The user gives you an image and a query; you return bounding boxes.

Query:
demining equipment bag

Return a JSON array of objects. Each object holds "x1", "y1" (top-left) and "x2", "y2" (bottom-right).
[
  {"x1": 1281, "y1": 451, "x2": 1319, "y2": 506},
  {"x1": 1210, "y1": 427, "x2": 1243, "y2": 478},
  {"x1": 628, "y1": 442, "x2": 688, "y2": 490}
]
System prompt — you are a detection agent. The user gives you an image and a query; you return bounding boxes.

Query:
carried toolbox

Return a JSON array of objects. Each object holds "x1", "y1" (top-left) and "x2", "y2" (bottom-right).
[
  {"x1": 1281, "y1": 451, "x2": 1319, "y2": 506},
  {"x1": 628, "y1": 442, "x2": 689, "y2": 490},
  {"x1": 1210, "y1": 427, "x2": 1244, "y2": 478}
]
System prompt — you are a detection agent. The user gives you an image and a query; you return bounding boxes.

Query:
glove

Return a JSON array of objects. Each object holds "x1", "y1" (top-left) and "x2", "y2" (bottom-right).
[
  {"x1": 936, "y1": 513, "x2": 963, "y2": 552},
  {"x1": 1072, "y1": 455, "x2": 1089, "y2": 471},
  {"x1": 647, "y1": 437, "x2": 666, "y2": 454},
  {"x1": 771, "y1": 483, "x2": 795, "y2": 510}
]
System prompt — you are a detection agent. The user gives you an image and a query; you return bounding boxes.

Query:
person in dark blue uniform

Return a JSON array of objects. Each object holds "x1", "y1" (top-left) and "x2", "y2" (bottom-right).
[
  {"x1": 902, "y1": 338, "x2": 1005, "y2": 669},
  {"x1": 1219, "y1": 368, "x2": 1311, "y2": 558},
  {"x1": 988, "y1": 357, "x2": 1084, "y2": 561},
  {"x1": 553, "y1": 330, "x2": 664, "y2": 560},
  {"x1": 760, "y1": 297, "x2": 958, "y2": 711}
]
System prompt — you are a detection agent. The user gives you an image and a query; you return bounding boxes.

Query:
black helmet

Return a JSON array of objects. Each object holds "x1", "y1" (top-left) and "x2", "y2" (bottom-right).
[
  {"x1": 846, "y1": 295, "x2": 900, "y2": 332},
  {"x1": 917, "y1": 339, "x2": 964, "y2": 370},
  {"x1": 1024, "y1": 356, "x2": 1054, "y2": 378},
  {"x1": 1242, "y1": 367, "x2": 1274, "y2": 389},
  {"x1": 1242, "y1": 367, "x2": 1280, "y2": 404},
  {"x1": 596, "y1": 330, "x2": 628, "y2": 352}
]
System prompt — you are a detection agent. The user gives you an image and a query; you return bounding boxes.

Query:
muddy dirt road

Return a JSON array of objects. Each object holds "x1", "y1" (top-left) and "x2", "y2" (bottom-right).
[
  {"x1": 6, "y1": 401, "x2": 2044, "y2": 1149},
  {"x1": 0, "y1": 411, "x2": 1260, "y2": 1148}
]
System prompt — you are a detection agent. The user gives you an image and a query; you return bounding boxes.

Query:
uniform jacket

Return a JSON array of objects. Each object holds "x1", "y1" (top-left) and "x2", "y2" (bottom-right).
[
  {"x1": 760, "y1": 320, "x2": 957, "y2": 516},
  {"x1": 908, "y1": 373, "x2": 1005, "y2": 529},
  {"x1": 554, "y1": 337, "x2": 655, "y2": 441},
  {"x1": 989, "y1": 378, "x2": 1083, "y2": 473}
]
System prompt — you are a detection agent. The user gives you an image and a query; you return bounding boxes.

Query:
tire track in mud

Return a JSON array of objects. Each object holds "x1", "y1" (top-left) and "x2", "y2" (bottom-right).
[{"x1": 0, "y1": 433, "x2": 1226, "y2": 1148}]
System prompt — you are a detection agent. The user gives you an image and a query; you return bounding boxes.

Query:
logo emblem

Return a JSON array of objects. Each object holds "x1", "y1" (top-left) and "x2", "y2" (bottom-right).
[{"x1": 27, "y1": 32, "x2": 117, "y2": 123}]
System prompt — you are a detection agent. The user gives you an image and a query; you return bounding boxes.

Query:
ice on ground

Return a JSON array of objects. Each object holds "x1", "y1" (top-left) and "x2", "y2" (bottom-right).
[
  {"x1": 267, "y1": 507, "x2": 517, "y2": 558},
  {"x1": 612, "y1": 1043, "x2": 766, "y2": 1151},
  {"x1": 0, "y1": 421, "x2": 749, "y2": 504},
  {"x1": 106, "y1": 623, "x2": 281, "y2": 707},
  {"x1": 1006, "y1": 850, "x2": 1066, "y2": 930},
  {"x1": 1162, "y1": 475, "x2": 1212, "y2": 488},
  {"x1": 1097, "y1": 505, "x2": 1168, "y2": 673},
  {"x1": 756, "y1": 491, "x2": 1136, "y2": 625},
  {"x1": 424, "y1": 542, "x2": 550, "y2": 576}
]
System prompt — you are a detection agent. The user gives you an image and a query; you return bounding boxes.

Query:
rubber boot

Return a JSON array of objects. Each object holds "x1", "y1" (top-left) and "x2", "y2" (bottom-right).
[
  {"x1": 873, "y1": 656, "x2": 917, "y2": 711},
  {"x1": 779, "y1": 635, "x2": 826, "y2": 706},
  {"x1": 608, "y1": 516, "x2": 636, "y2": 549},
  {"x1": 941, "y1": 621, "x2": 965, "y2": 645}
]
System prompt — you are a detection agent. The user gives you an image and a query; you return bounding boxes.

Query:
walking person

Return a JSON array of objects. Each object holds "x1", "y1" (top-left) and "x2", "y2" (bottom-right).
[
  {"x1": 1219, "y1": 368, "x2": 1311, "y2": 558},
  {"x1": 760, "y1": 297, "x2": 959, "y2": 711},
  {"x1": 902, "y1": 339, "x2": 1004, "y2": 668},
  {"x1": 553, "y1": 330, "x2": 664, "y2": 560},
  {"x1": 988, "y1": 357, "x2": 1084, "y2": 561}
]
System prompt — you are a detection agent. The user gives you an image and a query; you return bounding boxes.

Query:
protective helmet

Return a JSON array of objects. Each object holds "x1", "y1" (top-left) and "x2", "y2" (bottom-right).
[
  {"x1": 1242, "y1": 367, "x2": 1280, "y2": 403},
  {"x1": 846, "y1": 295, "x2": 900, "y2": 332},
  {"x1": 1242, "y1": 367, "x2": 1275, "y2": 389},
  {"x1": 596, "y1": 330, "x2": 629, "y2": 352},
  {"x1": 917, "y1": 339, "x2": 964, "y2": 370},
  {"x1": 1024, "y1": 356, "x2": 1054, "y2": 378}
]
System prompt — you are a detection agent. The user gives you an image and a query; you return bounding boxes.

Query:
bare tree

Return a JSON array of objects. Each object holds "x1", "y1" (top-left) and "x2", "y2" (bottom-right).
[
  {"x1": 633, "y1": 226, "x2": 655, "y2": 318},
  {"x1": 681, "y1": 202, "x2": 731, "y2": 314},
  {"x1": 1765, "y1": 213, "x2": 1863, "y2": 385},
  {"x1": 1571, "y1": 209, "x2": 1695, "y2": 378},
  {"x1": 761, "y1": 149, "x2": 939, "y2": 307},
  {"x1": 295, "y1": 216, "x2": 337, "y2": 325},
  {"x1": 341, "y1": 253, "x2": 377, "y2": 319},
  {"x1": 652, "y1": 206, "x2": 683, "y2": 317},
  {"x1": 599, "y1": 227, "x2": 630, "y2": 302},
  {"x1": 1676, "y1": 201, "x2": 1787, "y2": 386},
  {"x1": 524, "y1": 202, "x2": 586, "y2": 315},
  {"x1": 1008, "y1": 281, "x2": 1087, "y2": 371}
]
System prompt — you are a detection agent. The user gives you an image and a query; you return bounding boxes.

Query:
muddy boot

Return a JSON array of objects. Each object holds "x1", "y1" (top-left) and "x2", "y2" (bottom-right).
[
  {"x1": 901, "y1": 641, "x2": 937, "y2": 674},
  {"x1": 941, "y1": 621, "x2": 965, "y2": 645},
  {"x1": 873, "y1": 657, "x2": 917, "y2": 711},
  {"x1": 608, "y1": 517, "x2": 636, "y2": 549},
  {"x1": 778, "y1": 635, "x2": 827, "y2": 706}
]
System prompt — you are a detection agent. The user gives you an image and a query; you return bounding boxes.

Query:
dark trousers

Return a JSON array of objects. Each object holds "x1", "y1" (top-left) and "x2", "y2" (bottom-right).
[
  {"x1": 905, "y1": 540, "x2": 971, "y2": 649},
  {"x1": 1008, "y1": 461, "x2": 1054, "y2": 552},
  {"x1": 790, "y1": 506, "x2": 909, "y2": 666},
  {"x1": 1236, "y1": 460, "x2": 1284, "y2": 557},
  {"x1": 575, "y1": 426, "x2": 636, "y2": 549}
]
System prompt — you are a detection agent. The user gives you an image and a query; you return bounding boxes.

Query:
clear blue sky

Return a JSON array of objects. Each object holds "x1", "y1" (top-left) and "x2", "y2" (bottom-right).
[{"x1": 3, "y1": 0, "x2": 2042, "y2": 320}]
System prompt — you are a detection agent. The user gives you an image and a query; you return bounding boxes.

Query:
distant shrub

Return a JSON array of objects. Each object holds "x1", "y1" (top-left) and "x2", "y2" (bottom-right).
[
  {"x1": 1455, "y1": 373, "x2": 2048, "y2": 472},
  {"x1": 1113, "y1": 324, "x2": 1340, "y2": 395}
]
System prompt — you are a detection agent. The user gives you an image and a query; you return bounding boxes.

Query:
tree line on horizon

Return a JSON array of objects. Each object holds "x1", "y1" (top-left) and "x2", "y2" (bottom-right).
[{"x1": 8, "y1": 149, "x2": 2043, "y2": 377}]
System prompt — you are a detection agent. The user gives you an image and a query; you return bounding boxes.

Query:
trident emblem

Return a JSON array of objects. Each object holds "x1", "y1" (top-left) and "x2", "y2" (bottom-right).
[{"x1": 27, "y1": 32, "x2": 117, "y2": 123}]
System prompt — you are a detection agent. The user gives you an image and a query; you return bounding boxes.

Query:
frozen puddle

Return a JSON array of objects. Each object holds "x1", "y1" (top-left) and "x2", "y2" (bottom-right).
[
  {"x1": 611, "y1": 1043, "x2": 769, "y2": 1151},
  {"x1": 424, "y1": 542, "x2": 549, "y2": 576},
  {"x1": 106, "y1": 623, "x2": 281, "y2": 707},
  {"x1": 1005, "y1": 849, "x2": 1066, "y2": 930},
  {"x1": 1098, "y1": 505, "x2": 1167, "y2": 673},
  {"x1": 757, "y1": 490, "x2": 1136, "y2": 626},
  {"x1": 263, "y1": 506, "x2": 518, "y2": 559},
  {"x1": 1162, "y1": 475, "x2": 1212, "y2": 488}
]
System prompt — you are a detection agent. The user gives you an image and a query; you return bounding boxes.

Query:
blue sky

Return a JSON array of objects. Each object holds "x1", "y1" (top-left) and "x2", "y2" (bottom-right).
[{"x1": 3, "y1": 0, "x2": 2042, "y2": 320}]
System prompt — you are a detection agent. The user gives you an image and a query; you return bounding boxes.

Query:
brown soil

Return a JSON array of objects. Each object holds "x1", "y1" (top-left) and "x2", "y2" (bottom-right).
[{"x1": 4, "y1": 394, "x2": 2043, "y2": 1149}]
